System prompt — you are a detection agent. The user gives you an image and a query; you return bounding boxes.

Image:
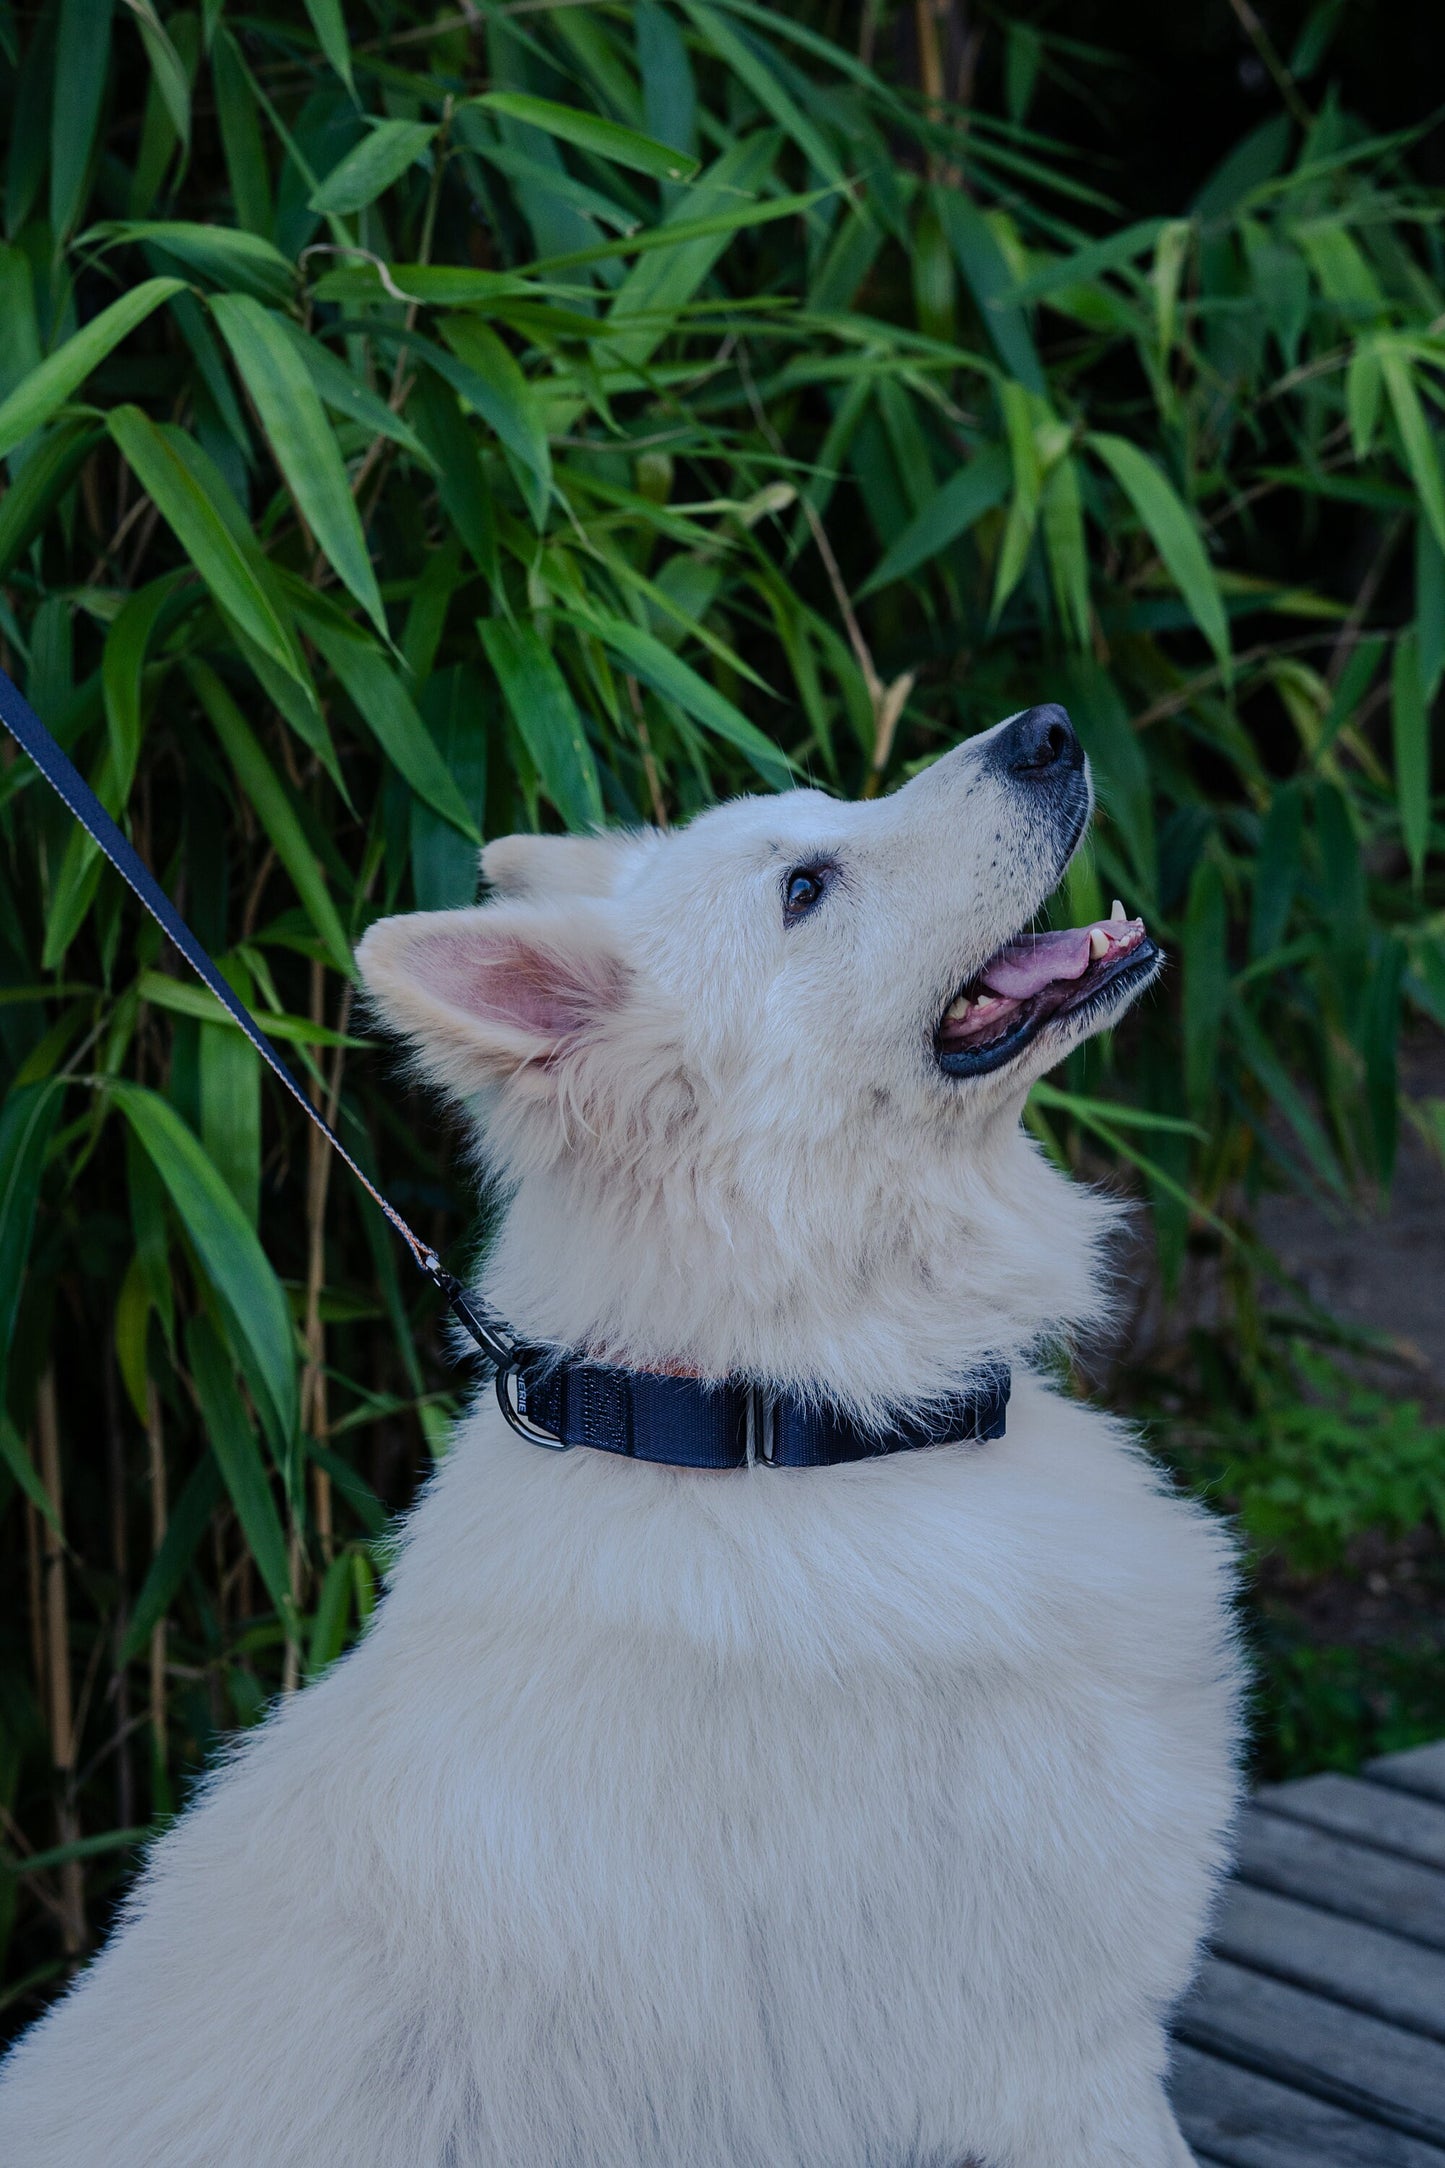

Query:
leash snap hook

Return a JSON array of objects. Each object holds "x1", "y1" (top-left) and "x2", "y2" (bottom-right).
[{"x1": 494, "y1": 1359, "x2": 574, "y2": 1450}]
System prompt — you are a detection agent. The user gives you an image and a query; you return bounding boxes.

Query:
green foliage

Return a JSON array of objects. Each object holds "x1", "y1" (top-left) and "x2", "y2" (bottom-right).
[
  {"x1": 0, "y1": 0, "x2": 1441, "y2": 2023},
  {"x1": 1217, "y1": 1348, "x2": 1445, "y2": 1575}
]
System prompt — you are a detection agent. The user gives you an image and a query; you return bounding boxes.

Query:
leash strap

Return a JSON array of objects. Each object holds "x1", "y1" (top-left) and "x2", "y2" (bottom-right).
[{"x1": 0, "y1": 661, "x2": 515, "y2": 1368}]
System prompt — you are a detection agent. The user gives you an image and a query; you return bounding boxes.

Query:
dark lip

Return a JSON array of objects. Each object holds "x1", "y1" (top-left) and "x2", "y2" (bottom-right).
[{"x1": 935, "y1": 938, "x2": 1164, "y2": 1080}]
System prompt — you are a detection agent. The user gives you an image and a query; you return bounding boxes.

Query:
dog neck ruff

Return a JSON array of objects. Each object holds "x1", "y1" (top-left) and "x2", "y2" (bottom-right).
[{"x1": 0, "y1": 661, "x2": 1011, "y2": 1469}]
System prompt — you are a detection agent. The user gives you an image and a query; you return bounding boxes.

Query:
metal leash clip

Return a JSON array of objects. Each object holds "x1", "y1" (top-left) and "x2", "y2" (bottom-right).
[{"x1": 422, "y1": 1261, "x2": 567, "y2": 1448}]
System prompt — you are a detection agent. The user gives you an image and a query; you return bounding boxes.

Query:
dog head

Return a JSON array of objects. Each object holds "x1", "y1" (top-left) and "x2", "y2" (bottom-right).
[{"x1": 358, "y1": 707, "x2": 1159, "y2": 1410}]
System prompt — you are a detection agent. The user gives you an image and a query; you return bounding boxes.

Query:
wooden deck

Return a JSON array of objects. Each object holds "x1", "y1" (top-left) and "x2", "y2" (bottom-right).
[{"x1": 1171, "y1": 1742, "x2": 1445, "y2": 2165}]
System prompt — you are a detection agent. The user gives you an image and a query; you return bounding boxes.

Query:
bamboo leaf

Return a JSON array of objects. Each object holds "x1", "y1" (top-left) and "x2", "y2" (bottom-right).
[
  {"x1": 0, "y1": 280, "x2": 183, "y2": 462},
  {"x1": 303, "y1": 613, "x2": 483, "y2": 842},
  {"x1": 306, "y1": 1549, "x2": 354, "y2": 1674},
  {"x1": 279, "y1": 322, "x2": 434, "y2": 469},
  {"x1": 309, "y1": 119, "x2": 434, "y2": 216},
  {"x1": 110, "y1": 1081, "x2": 299, "y2": 1453},
  {"x1": 213, "y1": 27, "x2": 274, "y2": 238},
  {"x1": 1381, "y1": 346, "x2": 1445, "y2": 559},
  {"x1": 1232, "y1": 1003, "x2": 1348, "y2": 1201},
  {"x1": 199, "y1": 998, "x2": 260, "y2": 1227},
  {"x1": 302, "y1": 0, "x2": 355, "y2": 99},
  {"x1": 102, "y1": 573, "x2": 183, "y2": 798},
  {"x1": 1088, "y1": 431, "x2": 1231, "y2": 673},
  {"x1": 1419, "y1": 515, "x2": 1445, "y2": 704},
  {"x1": 0, "y1": 420, "x2": 101, "y2": 580},
  {"x1": 125, "y1": 0, "x2": 192, "y2": 151},
  {"x1": 575, "y1": 611, "x2": 791, "y2": 788},
  {"x1": 187, "y1": 660, "x2": 355, "y2": 977},
  {"x1": 475, "y1": 92, "x2": 699, "y2": 183},
  {"x1": 1251, "y1": 784, "x2": 1304, "y2": 959},
  {"x1": 859, "y1": 446, "x2": 1010, "y2": 595},
  {"x1": 108, "y1": 406, "x2": 307, "y2": 687},
  {"x1": 0, "y1": 1414, "x2": 60, "y2": 1533},
  {"x1": 478, "y1": 619, "x2": 603, "y2": 833},
  {"x1": 187, "y1": 1315, "x2": 296, "y2": 1628},
  {"x1": 1003, "y1": 218, "x2": 1167, "y2": 305},
  {"x1": 1041, "y1": 452, "x2": 1091, "y2": 649},
  {"x1": 1392, "y1": 629, "x2": 1430, "y2": 889},
  {"x1": 937, "y1": 191, "x2": 1045, "y2": 395},
  {"x1": 211, "y1": 295, "x2": 387, "y2": 635},
  {"x1": 136, "y1": 972, "x2": 365, "y2": 1047},
  {"x1": 603, "y1": 131, "x2": 781, "y2": 370},
  {"x1": 0, "y1": 1081, "x2": 63, "y2": 1400},
  {"x1": 435, "y1": 317, "x2": 552, "y2": 515},
  {"x1": 675, "y1": 0, "x2": 844, "y2": 187},
  {"x1": 51, "y1": 0, "x2": 113, "y2": 239},
  {"x1": 92, "y1": 221, "x2": 293, "y2": 301},
  {"x1": 120, "y1": 1454, "x2": 224, "y2": 1664},
  {"x1": 114, "y1": 1255, "x2": 152, "y2": 1425},
  {"x1": 637, "y1": 0, "x2": 699, "y2": 164}
]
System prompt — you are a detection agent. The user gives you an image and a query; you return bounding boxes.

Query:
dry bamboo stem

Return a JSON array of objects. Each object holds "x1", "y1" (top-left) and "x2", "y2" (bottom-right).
[
  {"x1": 25, "y1": 1496, "x2": 44, "y2": 1719},
  {"x1": 144, "y1": 1377, "x2": 168, "y2": 1807},
  {"x1": 36, "y1": 1371, "x2": 85, "y2": 1956},
  {"x1": 104, "y1": 1360, "x2": 134, "y2": 1831}
]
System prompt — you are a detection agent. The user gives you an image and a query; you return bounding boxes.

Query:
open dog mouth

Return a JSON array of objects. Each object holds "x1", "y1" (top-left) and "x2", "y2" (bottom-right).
[{"x1": 935, "y1": 901, "x2": 1161, "y2": 1079}]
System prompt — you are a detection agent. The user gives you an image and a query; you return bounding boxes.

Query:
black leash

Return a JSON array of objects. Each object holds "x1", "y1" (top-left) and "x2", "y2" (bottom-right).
[
  {"x1": 0, "y1": 660, "x2": 521, "y2": 1376},
  {"x1": 0, "y1": 660, "x2": 1011, "y2": 1465}
]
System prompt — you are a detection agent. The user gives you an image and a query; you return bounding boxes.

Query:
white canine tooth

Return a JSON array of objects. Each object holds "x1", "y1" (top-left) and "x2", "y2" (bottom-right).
[
  {"x1": 1110, "y1": 898, "x2": 1126, "y2": 923},
  {"x1": 1089, "y1": 927, "x2": 1109, "y2": 959},
  {"x1": 945, "y1": 995, "x2": 973, "y2": 1020},
  {"x1": 973, "y1": 994, "x2": 1001, "y2": 1013}
]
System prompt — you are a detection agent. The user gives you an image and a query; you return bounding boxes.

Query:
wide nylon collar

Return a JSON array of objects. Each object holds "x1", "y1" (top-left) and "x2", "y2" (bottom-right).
[{"x1": 502, "y1": 1353, "x2": 1012, "y2": 1468}]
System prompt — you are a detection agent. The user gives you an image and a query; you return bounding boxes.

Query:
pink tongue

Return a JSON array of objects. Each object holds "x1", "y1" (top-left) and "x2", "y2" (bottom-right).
[{"x1": 982, "y1": 926, "x2": 1095, "y2": 999}]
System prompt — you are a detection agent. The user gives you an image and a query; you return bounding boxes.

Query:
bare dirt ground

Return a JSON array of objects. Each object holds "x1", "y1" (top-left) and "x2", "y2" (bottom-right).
[{"x1": 1255, "y1": 1034, "x2": 1445, "y2": 1403}]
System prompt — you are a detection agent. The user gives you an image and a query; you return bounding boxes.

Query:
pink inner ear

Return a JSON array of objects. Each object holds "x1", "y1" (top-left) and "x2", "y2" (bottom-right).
[{"x1": 416, "y1": 930, "x2": 620, "y2": 1043}]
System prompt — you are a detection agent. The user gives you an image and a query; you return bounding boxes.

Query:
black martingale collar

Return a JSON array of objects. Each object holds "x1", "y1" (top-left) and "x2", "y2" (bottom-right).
[{"x1": 496, "y1": 1352, "x2": 1012, "y2": 1469}]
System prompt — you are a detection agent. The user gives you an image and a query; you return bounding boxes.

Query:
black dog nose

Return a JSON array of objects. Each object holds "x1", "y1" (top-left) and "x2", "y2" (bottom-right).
[{"x1": 999, "y1": 704, "x2": 1082, "y2": 777}]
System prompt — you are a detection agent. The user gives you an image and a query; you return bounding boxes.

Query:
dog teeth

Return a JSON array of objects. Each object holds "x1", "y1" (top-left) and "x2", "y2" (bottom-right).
[
  {"x1": 1088, "y1": 927, "x2": 1109, "y2": 959},
  {"x1": 945, "y1": 995, "x2": 973, "y2": 1020},
  {"x1": 1110, "y1": 898, "x2": 1127, "y2": 923}
]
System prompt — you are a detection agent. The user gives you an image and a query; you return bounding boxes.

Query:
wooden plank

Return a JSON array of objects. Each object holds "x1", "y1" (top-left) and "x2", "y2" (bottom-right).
[
  {"x1": 1236, "y1": 1804, "x2": 1445, "y2": 1948},
  {"x1": 1175, "y1": 1958, "x2": 1445, "y2": 2146},
  {"x1": 1210, "y1": 1881, "x2": 1445, "y2": 2043},
  {"x1": 1370, "y1": 1745, "x2": 1445, "y2": 1808},
  {"x1": 1258, "y1": 1774, "x2": 1445, "y2": 1871},
  {"x1": 1171, "y1": 2045, "x2": 1445, "y2": 2167}
]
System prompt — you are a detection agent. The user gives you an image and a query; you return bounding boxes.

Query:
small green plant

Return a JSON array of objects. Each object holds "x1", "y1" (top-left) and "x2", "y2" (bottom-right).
[{"x1": 1220, "y1": 1348, "x2": 1445, "y2": 1574}]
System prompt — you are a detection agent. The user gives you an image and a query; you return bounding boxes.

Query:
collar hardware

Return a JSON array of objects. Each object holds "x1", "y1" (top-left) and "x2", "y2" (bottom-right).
[{"x1": 500, "y1": 1349, "x2": 1011, "y2": 1469}]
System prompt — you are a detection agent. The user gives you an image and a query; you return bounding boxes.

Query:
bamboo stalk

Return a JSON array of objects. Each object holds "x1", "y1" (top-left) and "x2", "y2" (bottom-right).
[
  {"x1": 104, "y1": 1359, "x2": 135, "y2": 1832},
  {"x1": 25, "y1": 1496, "x2": 45, "y2": 1722},
  {"x1": 145, "y1": 1377, "x2": 168, "y2": 1808},
  {"x1": 36, "y1": 1371, "x2": 85, "y2": 1957}
]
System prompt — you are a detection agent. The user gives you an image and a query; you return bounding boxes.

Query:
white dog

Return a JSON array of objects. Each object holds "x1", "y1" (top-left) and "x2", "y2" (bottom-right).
[{"x1": 0, "y1": 706, "x2": 1240, "y2": 2166}]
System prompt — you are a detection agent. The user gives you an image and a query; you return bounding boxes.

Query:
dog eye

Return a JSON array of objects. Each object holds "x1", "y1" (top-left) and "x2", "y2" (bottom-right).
[{"x1": 782, "y1": 866, "x2": 828, "y2": 919}]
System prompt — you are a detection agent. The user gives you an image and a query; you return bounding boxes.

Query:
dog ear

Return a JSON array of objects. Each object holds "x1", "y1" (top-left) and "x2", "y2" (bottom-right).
[
  {"x1": 480, "y1": 829, "x2": 655, "y2": 901},
  {"x1": 355, "y1": 903, "x2": 628, "y2": 1090}
]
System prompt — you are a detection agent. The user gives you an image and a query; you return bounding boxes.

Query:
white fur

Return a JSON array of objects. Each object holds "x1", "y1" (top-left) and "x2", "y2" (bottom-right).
[{"x1": 0, "y1": 720, "x2": 1241, "y2": 2166}]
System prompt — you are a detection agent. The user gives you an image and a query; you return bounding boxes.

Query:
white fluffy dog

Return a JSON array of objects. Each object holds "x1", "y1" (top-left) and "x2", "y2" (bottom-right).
[{"x1": 0, "y1": 706, "x2": 1240, "y2": 2166}]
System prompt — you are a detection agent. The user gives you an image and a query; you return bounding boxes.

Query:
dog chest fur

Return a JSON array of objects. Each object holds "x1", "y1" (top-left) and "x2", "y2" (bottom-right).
[{"x1": 0, "y1": 1379, "x2": 1236, "y2": 2168}]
